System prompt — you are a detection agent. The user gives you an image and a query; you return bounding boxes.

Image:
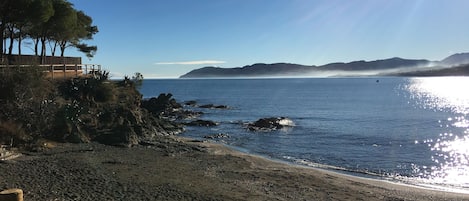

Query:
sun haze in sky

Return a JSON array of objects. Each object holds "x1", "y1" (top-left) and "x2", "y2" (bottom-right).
[{"x1": 67, "y1": 0, "x2": 469, "y2": 78}]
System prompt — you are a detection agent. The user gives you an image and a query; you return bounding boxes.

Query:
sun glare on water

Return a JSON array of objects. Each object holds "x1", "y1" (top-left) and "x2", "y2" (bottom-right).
[
  {"x1": 407, "y1": 77, "x2": 469, "y2": 114},
  {"x1": 406, "y1": 77, "x2": 469, "y2": 189}
]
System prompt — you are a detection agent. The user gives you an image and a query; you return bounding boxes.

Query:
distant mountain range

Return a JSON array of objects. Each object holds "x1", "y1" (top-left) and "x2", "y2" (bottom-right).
[{"x1": 179, "y1": 53, "x2": 469, "y2": 78}]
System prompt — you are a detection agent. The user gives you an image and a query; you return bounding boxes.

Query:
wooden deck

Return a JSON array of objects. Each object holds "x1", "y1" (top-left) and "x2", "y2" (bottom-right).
[
  {"x1": 42, "y1": 64, "x2": 102, "y2": 78},
  {"x1": 0, "y1": 64, "x2": 102, "y2": 79}
]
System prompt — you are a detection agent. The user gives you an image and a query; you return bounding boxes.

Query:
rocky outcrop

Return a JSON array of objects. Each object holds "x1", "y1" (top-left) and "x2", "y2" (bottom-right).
[
  {"x1": 53, "y1": 98, "x2": 185, "y2": 147},
  {"x1": 141, "y1": 93, "x2": 182, "y2": 116},
  {"x1": 53, "y1": 80, "x2": 177, "y2": 146},
  {"x1": 0, "y1": 70, "x2": 189, "y2": 148},
  {"x1": 142, "y1": 94, "x2": 202, "y2": 120},
  {"x1": 91, "y1": 96, "x2": 186, "y2": 147},
  {"x1": 247, "y1": 117, "x2": 295, "y2": 132}
]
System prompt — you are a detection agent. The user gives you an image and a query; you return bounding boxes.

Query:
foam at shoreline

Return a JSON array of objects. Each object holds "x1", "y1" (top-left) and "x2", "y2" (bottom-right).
[{"x1": 209, "y1": 138, "x2": 469, "y2": 195}]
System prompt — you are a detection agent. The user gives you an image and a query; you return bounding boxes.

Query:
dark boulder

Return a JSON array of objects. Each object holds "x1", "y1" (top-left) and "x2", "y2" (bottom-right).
[
  {"x1": 186, "y1": 120, "x2": 218, "y2": 127},
  {"x1": 214, "y1": 105, "x2": 229, "y2": 109},
  {"x1": 142, "y1": 94, "x2": 204, "y2": 120},
  {"x1": 184, "y1": 100, "x2": 197, "y2": 106},
  {"x1": 247, "y1": 117, "x2": 295, "y2": 132},
  {"x1": 199, "y1": 104, "x2": 229, "y2": 109},
  {"x1": 203, "y1": 133, "x2": 230, "y2": 139}
]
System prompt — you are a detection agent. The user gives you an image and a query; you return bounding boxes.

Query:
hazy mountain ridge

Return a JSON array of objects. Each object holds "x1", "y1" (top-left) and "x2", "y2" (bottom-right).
[
  {"x1": 318, "y1": 57, "x2": 431, "y2": 71},
  {"x1": 440, "y1": 53, "x2": 469, "y2": 66},
  {"x1": 394, "y1": 63, "x2": 469, "y2": 76},
  {"x1": 180, "y1": 53, "x2": 469, "y2": 78},
  {"x1": 180, "y1": 63, "x2": 315, "y2": 78}
]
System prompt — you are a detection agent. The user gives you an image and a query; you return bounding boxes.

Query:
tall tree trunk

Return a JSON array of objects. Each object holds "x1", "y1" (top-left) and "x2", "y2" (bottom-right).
[
  {"x1": 34, "y1": 38, "x2": 39, "y2": 56},
  {"x1": 60, "y1": 42, "x2": 66, "y2": 64},
  {"x1": 60, "y1": 41, "x2": 66, "y2": 57},
  {"x1": 50, "y1": 41, "x2": 57, "y2": 57},
  {"x1": 16, "y1": 27, "x2": 23, "y2": 56},
  {"x1": 40, "y1": 37, "x2": 46, "y2": 64},
  {"x1": 8, "y1": 33, "x2": 13, "y2": 55},
  {"x1": 17, "y1": 35, "x2": 21, "y2": 56},
  {"x1": 7, "y1": 25, "x2": 13, "y2": 55}
]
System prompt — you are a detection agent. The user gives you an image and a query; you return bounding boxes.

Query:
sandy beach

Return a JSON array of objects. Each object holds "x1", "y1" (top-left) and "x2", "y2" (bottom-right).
[{"x1": 1, "y1": 136, "x2": 468, "y2": 201}]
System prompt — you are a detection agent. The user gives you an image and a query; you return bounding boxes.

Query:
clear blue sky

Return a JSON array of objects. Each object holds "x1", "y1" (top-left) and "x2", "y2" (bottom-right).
[{"x1": 67, "y1": 0, "x2": 469, "y2": 78}]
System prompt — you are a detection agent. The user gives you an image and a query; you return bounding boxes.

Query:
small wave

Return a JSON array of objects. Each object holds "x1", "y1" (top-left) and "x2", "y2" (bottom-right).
[
  {"x1": 278, "y1": 118, "x2": 296, "y2": 127},
  {"x1": 228, "y1": 120, "x2": 247, "y2": 125},
  {"x1": 282, "y1": 156, "x2": 469, "y2": 193},
  {"x1": 282, "y1": 156, "x2": 384, "y2": 177}
]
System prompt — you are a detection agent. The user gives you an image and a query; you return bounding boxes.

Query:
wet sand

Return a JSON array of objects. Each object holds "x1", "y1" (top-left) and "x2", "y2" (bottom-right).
[{"x1": 1, "y1": 136, "x2": 468, "y2": 201}]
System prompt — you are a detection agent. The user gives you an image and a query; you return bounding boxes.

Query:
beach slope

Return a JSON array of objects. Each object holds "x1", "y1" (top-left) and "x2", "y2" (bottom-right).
[{"x1": 1, "y1": 137, "x2": 468, "y2": 201}]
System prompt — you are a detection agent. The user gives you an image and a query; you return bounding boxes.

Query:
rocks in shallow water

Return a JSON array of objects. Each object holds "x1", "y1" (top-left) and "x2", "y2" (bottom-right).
[
  {"x1": 184, "y1": 100, "x2": 197, "y2": 106},
  {"x1": 203, "y1": 133, "x2": 230, "y2": 139},
  {"x1": 173, "y1": 110, "x2": 203, "y2": 120},
  {"x1": 185, "y1": 120, "x2": 218, "y2": 127},
  {"x1": 142, "y1": 95, "x2": 202, "y2": 120},
  {"x1": 199, "y1": 104, "x2": 229, "y2": 109},
  {"x1": 247, "y1": 117, "x2": 295, "y2": 132},
  {"x1": 182, "y1": 101, "x2": 229, "y2": 109}
]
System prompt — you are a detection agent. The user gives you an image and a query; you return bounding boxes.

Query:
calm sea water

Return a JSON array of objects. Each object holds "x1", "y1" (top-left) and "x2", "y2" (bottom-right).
[{"x1": 140, "y1": 77, "x2": 469, "y2": 191}]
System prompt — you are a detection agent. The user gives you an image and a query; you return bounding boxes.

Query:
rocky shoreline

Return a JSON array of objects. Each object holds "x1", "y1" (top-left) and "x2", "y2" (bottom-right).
[{"x1": 1, "y1": 136, "x2": 469, "y2": 200}]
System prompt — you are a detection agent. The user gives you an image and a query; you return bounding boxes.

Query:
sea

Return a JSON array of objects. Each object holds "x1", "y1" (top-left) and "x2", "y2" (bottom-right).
[{"x1": 139, "y1": 77, "x2": 469, "y2": 192}]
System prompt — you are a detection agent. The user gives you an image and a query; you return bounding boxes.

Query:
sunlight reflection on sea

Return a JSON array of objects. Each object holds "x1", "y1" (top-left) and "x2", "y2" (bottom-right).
[{"x1": 405, "y1": 77, "x2": 469, "y2": 189}]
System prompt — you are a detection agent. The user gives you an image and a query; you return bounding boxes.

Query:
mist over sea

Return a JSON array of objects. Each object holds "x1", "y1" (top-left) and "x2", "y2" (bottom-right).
[{"x1": 140, "y1": 77, "x2": 469, "y2": 191}]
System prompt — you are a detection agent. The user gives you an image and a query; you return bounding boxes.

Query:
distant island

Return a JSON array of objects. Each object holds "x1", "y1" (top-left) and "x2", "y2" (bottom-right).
[{"x1": 180, "y1": 53, "x2": 469, "y2": 78}]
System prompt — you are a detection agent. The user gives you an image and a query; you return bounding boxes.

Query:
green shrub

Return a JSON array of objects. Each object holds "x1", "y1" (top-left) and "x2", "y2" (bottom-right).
[
  {"x1": 57, "y1": 70, "x2": 115, "y2": 103},
  {"x1": 0, "y1": 66, "x2": 55, "y2": 139},
  {"x1": 0, "y1": 66, "x2": 45, "y2": 101}
]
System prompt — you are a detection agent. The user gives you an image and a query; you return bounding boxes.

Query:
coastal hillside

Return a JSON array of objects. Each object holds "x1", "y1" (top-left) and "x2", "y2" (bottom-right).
[
  {"x1": 440, "y1": 52, "x2": 469, "y2": 66},
  {"x1": 395, "y1": 63, "x2": 469, "y2": 76},
  {"x1": 317, "y1": 57, "x2": 430, "y2": 71},
  {"x1": 180, "y1": 53, "x2": 469, "y2": 78},
  {"x1": 180, "y1": 63, "x2": 315, "y2": 78}
]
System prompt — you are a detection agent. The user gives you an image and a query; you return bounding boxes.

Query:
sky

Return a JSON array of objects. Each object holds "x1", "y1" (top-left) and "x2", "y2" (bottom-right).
[{"x1": 65, "y1": 0, "x2": 469, "y2": 78}]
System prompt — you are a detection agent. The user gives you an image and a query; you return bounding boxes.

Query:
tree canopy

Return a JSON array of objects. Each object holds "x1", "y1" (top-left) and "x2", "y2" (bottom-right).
[{"x1": 0, "y1": 0, "x2": 98, "y2": 63}]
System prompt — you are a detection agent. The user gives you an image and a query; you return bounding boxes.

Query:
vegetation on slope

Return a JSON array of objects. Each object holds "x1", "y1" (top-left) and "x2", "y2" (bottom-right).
[{"x1": 0, "y1": 67, "x2": 183, "y2": 149}]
